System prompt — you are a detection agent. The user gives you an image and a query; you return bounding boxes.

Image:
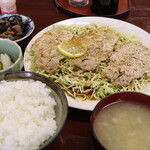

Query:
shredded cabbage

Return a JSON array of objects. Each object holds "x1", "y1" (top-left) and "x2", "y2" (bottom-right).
[{"x1": 30, "y1": 23, "x2": 150, "y2": 100}]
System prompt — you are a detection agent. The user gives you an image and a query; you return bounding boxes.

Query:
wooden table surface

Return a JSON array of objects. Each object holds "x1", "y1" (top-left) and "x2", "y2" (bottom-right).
[{"x1": 11, "y1": 0, "x2": 150, "y2": 149}]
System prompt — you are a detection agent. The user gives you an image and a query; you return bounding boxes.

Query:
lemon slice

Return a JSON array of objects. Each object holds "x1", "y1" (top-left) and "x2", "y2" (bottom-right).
[{"x1": 58, "y1": 40, "x2": 87, "y2": 58}]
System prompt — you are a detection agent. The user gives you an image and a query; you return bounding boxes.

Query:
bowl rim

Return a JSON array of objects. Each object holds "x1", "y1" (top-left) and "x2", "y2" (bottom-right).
[
  {"x1": 90, "y1": 91, "x2": 150, "y2": 150},
  {"x1": 0, "y1": 13, "x2": 35, "y2": 43},
  {"x1": 0, "y1": 39, "x2": 23, "y2": 73},
  {"x1": 0, "y1": 71, "x2": 68, "y2": 149},
  {"x1": 91, "y1": 91, "x2": 150, "y2": 119}
]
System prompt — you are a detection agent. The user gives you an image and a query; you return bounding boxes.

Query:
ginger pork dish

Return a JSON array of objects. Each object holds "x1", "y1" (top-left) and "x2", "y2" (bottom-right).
[{"x1": 27, "y1": 23, "x2": 150, "y2": 101}]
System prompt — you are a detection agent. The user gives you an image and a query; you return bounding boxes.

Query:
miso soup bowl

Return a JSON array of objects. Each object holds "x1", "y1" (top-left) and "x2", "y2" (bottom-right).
[{"x1": 90, "y1": 92, "x2": 150, "y2": 150}]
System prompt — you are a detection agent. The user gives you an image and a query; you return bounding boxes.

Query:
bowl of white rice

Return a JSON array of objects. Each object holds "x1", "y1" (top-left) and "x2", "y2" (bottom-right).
[{"x1": 0, "y1": 71, "x2": 68, "y2": 150}]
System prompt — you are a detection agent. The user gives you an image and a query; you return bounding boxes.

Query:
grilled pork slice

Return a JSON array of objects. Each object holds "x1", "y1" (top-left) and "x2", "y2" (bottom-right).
[
  {"x1": 69, "y1": 30, "x2": 118, "y2": 71},
  {"x1": 31, "y1": 27, "x2": 73, "y2": 73},
  {"x1": 102, "y1": 42, "x2": 150, "y2": 86}
]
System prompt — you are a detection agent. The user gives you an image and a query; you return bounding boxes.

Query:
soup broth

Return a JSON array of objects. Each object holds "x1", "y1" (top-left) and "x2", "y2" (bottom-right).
[{"x1": 93, "y1": 101, "x2": 150, "y2": 150}]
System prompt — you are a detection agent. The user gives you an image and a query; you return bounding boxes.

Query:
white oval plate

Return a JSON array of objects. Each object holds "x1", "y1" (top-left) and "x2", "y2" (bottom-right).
[{"x1": 24, "y1": 17, "x2": 150, "y2": 111}]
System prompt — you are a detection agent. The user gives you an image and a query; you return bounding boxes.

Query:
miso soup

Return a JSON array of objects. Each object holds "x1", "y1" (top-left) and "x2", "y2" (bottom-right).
[{"x1": 93, "y1": 101, "x2": 150, "y2": 150}]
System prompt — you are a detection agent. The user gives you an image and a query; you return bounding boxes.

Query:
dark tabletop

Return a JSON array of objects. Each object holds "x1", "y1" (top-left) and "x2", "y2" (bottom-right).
[{"x1": 14, "y1": 0, "x2": 150, "y2": 149}]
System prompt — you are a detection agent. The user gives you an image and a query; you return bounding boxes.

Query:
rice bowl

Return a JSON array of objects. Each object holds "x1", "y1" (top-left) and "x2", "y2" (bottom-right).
[{"x1": 0, "y1": 71, "x2": 68, "y2": 150}]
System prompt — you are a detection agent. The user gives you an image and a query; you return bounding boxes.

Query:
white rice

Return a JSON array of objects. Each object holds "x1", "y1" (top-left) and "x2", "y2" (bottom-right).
[{"x1": 0, "y1": 79, "x2": 57, "y2": 150}]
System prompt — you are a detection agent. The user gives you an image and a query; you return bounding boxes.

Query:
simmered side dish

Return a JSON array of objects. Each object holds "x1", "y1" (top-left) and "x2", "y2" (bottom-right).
[{"x1": 0, "y1": 15, "x2": 29, "y2": 40}]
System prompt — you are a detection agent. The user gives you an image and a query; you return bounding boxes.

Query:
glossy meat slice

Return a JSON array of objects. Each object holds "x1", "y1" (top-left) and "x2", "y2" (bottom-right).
[
  {"x1": 31, "y1": 27, "x2": 73, "y2": 73},
  {"x1": 102, "y1": 42, "x2": 150, "y2": 86},
  {"x1": 69, "y1": 30, "x2": 118, "y2": 71}
]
